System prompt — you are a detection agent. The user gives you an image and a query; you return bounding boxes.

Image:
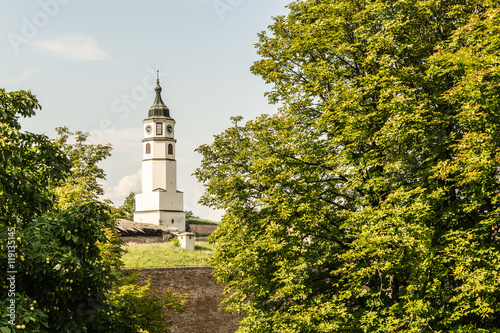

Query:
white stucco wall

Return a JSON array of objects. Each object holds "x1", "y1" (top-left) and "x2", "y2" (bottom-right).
[
  {"x1": 133, "y1": 210, "x2": 186, "y2": 231},
  {"x1": 135, "y1": 191, "x2": 183, "y2": 212},
  {"x1": 135, "y1": 116, "x2": 185, "y2": 231},
  {"x1": 141, "y1": 152, "x2": 178, "y2": 192}
]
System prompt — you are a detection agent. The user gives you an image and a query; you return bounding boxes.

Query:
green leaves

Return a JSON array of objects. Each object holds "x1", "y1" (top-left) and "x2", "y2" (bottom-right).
[
  {"x1": 0, "y1": 92, "x2": 71, "y2": 223},
  {"x1": 113, "y1": 191, "x2": 135, "y2": 220},
  {"x1": 196, "y1": 0, "x2": 500, "y2": 332},
  {"x1": 51, "y1": 126, "x2": 112, "y2": 209}
]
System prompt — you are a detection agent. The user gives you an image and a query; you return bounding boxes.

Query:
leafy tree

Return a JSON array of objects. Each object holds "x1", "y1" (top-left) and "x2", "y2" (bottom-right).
[
  {"x1": 0, "y1": 90, "x2": 70, "y2": 222},
  {"x1": 115, "y1": 191, "x2": 136, "y2": 221},
  {"x1": 185, "y1": 210, "x2": 198, "y2": 220},
  {"x1": 51, "y1": 126, "x2": 112, "y2": 209},
  {"x1": 0, "y1": 89, "x2": 115, "y2": 332},
  {"x1": 196, "y1": 1, "x2": 500, "y2": 332}
]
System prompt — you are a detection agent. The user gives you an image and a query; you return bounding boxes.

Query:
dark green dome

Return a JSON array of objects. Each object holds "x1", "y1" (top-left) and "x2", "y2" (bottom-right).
[{"x1": 148, "y1": 78, "x2": 171, "y2": 118}]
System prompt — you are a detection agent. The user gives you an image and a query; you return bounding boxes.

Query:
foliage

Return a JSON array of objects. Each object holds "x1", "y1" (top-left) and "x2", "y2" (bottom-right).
[
  {"x1": 171, "y1": 237, "x2": 181, "y2": 248},
  {"x1": 0, "y1": 201, "x2": 116, "y2": 332},
  {"x1": 122, "y1": 241, "x2": 214, "y2": 268},
  {"x1": 114, "y1": 191, "x2": 136, "y2": 221},
  {"x1": 0, "y1": 90, "x2": 116, "y2": 332},
  {"x1": 0, "y1": 89, "x2": 70, "y2": 222},
  {"x1": 51, "y1": 126, "x2": 112, "y2": 209},
  {"x1": 97, "y1": 227, "x2": 126, "y2": 272},
  {"x1": 185, "y1": 210, "x2": 197, "y2": 219},
  {"x1": 196, "y1": 1, "x2": 500, "y2": 332},
  {"x1": 107, "y1": 272, "x2": 186, "y2": 333}
]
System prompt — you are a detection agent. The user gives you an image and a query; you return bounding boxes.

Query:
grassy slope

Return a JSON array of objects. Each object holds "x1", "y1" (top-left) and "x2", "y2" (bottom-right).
[
  {"x1": 122, "y1": 241, "x2": 214, "y2": 268},
  {"x1": 186, "y1": 218, "x2": 219, "y2": 225}
]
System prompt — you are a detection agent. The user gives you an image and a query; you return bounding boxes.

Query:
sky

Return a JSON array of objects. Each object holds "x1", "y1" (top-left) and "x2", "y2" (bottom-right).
[{"x1": 0, "y1": 0, "x2": 290, "y2": 221}]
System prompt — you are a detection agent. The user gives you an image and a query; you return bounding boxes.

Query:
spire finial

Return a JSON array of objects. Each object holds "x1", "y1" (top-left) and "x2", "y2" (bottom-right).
[{"x1": 154, "y1": 70, "x2": 162, "y2": 93}]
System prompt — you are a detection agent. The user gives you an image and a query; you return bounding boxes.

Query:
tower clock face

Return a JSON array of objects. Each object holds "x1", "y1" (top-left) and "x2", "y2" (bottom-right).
[
  {"x1": 145, "y1": 125, "x2": 152, "y2": 134},
  {"x1": 166, "y1": 124, "x2": 173, "y2": 133}
]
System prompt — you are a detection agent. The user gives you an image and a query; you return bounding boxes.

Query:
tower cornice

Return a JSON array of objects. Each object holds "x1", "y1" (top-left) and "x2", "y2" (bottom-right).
[
  {"x1": 142, "y1": 137, "x2": 177, "y2": 143},
  {"x1": 143, "y1": 117, "x2": 175, "y2": 123}
]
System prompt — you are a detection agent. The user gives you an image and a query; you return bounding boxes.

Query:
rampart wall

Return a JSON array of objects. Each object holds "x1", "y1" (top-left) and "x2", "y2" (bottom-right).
[
  {"x1": 122, "y1": 266, "x2": 241, "y2": 333},
  {"x1": 187, "y1": 224, "x2": 218, "y2": 236}
]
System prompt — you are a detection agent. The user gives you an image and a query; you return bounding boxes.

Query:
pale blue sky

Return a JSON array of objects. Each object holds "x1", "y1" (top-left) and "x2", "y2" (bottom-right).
[{"x1": 1, "y1": 0, "x2": 290, "y2": 220}]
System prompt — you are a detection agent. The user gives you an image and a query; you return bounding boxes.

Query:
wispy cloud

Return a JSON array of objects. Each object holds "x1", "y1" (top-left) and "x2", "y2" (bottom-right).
[
  {"x1": 33, "y1": 34, "x2": 108, "y2": 61},
  {"x1": 0, "y1": 72, "x2": 34, "y2": 87},
  {"x1": 103, "y1": 169, "x2": 142, "y2": 205}
]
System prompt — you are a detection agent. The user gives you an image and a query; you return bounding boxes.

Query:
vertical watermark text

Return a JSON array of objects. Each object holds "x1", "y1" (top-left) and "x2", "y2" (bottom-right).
[{"x1": 6, "y1": 227, "x2": 17, "y2": 326}]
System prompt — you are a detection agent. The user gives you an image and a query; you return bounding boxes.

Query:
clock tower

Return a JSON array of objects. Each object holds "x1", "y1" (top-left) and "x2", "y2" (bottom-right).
[{"x1": 133, "y1": 75, "x2": 186, "y2": 231}]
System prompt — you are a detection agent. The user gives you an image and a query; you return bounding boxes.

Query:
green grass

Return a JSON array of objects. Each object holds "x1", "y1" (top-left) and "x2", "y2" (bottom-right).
[
  {"x1": 186, "y1": 218, "x2": 219, "y2": 225},
  {"x1": 122, "y1": 241, "x2": 214, "y2": 268}
]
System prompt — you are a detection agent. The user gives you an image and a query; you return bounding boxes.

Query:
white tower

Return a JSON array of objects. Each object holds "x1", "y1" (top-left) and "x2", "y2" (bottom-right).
[{"x1": 134, "y1": 76, "x2": 186, "y2": 231}]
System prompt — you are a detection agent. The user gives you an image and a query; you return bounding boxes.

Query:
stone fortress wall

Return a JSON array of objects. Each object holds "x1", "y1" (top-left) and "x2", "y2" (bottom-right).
[{"x1": 123, "y1": 266, "x2": 241, "y2": 333}]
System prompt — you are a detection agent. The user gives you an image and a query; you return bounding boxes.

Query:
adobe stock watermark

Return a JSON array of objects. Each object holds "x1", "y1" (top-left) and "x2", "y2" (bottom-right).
[
  {"x1": 87, "y1": 67, "x2": 166, "y2": 145},
  {"x1": 7, "y1": 0, "x2": 72, "y2": 54},
  {"x1": 213, "y1": 0, "x2": 245, "y2": 21},
  {"x1": 6, "y1": 227, "x2": 17, "y2": 326}
]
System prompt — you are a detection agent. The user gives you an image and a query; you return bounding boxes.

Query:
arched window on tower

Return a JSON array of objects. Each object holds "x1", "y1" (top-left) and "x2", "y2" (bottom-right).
[
  {"x1": 146, "y1": 143, "x2": 151, "y2": 154},
  {"x1": 168, "y1": 144, "x2": 173, "y2": 155}
]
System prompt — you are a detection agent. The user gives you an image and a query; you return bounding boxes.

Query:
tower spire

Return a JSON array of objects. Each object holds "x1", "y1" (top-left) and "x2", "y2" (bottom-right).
[
  {"x1": 148, "y1": 71, "x2": 171, "y2": 118},
  {"x1": 135, "y1": 70, "x2": 185, "y2": 230}
]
